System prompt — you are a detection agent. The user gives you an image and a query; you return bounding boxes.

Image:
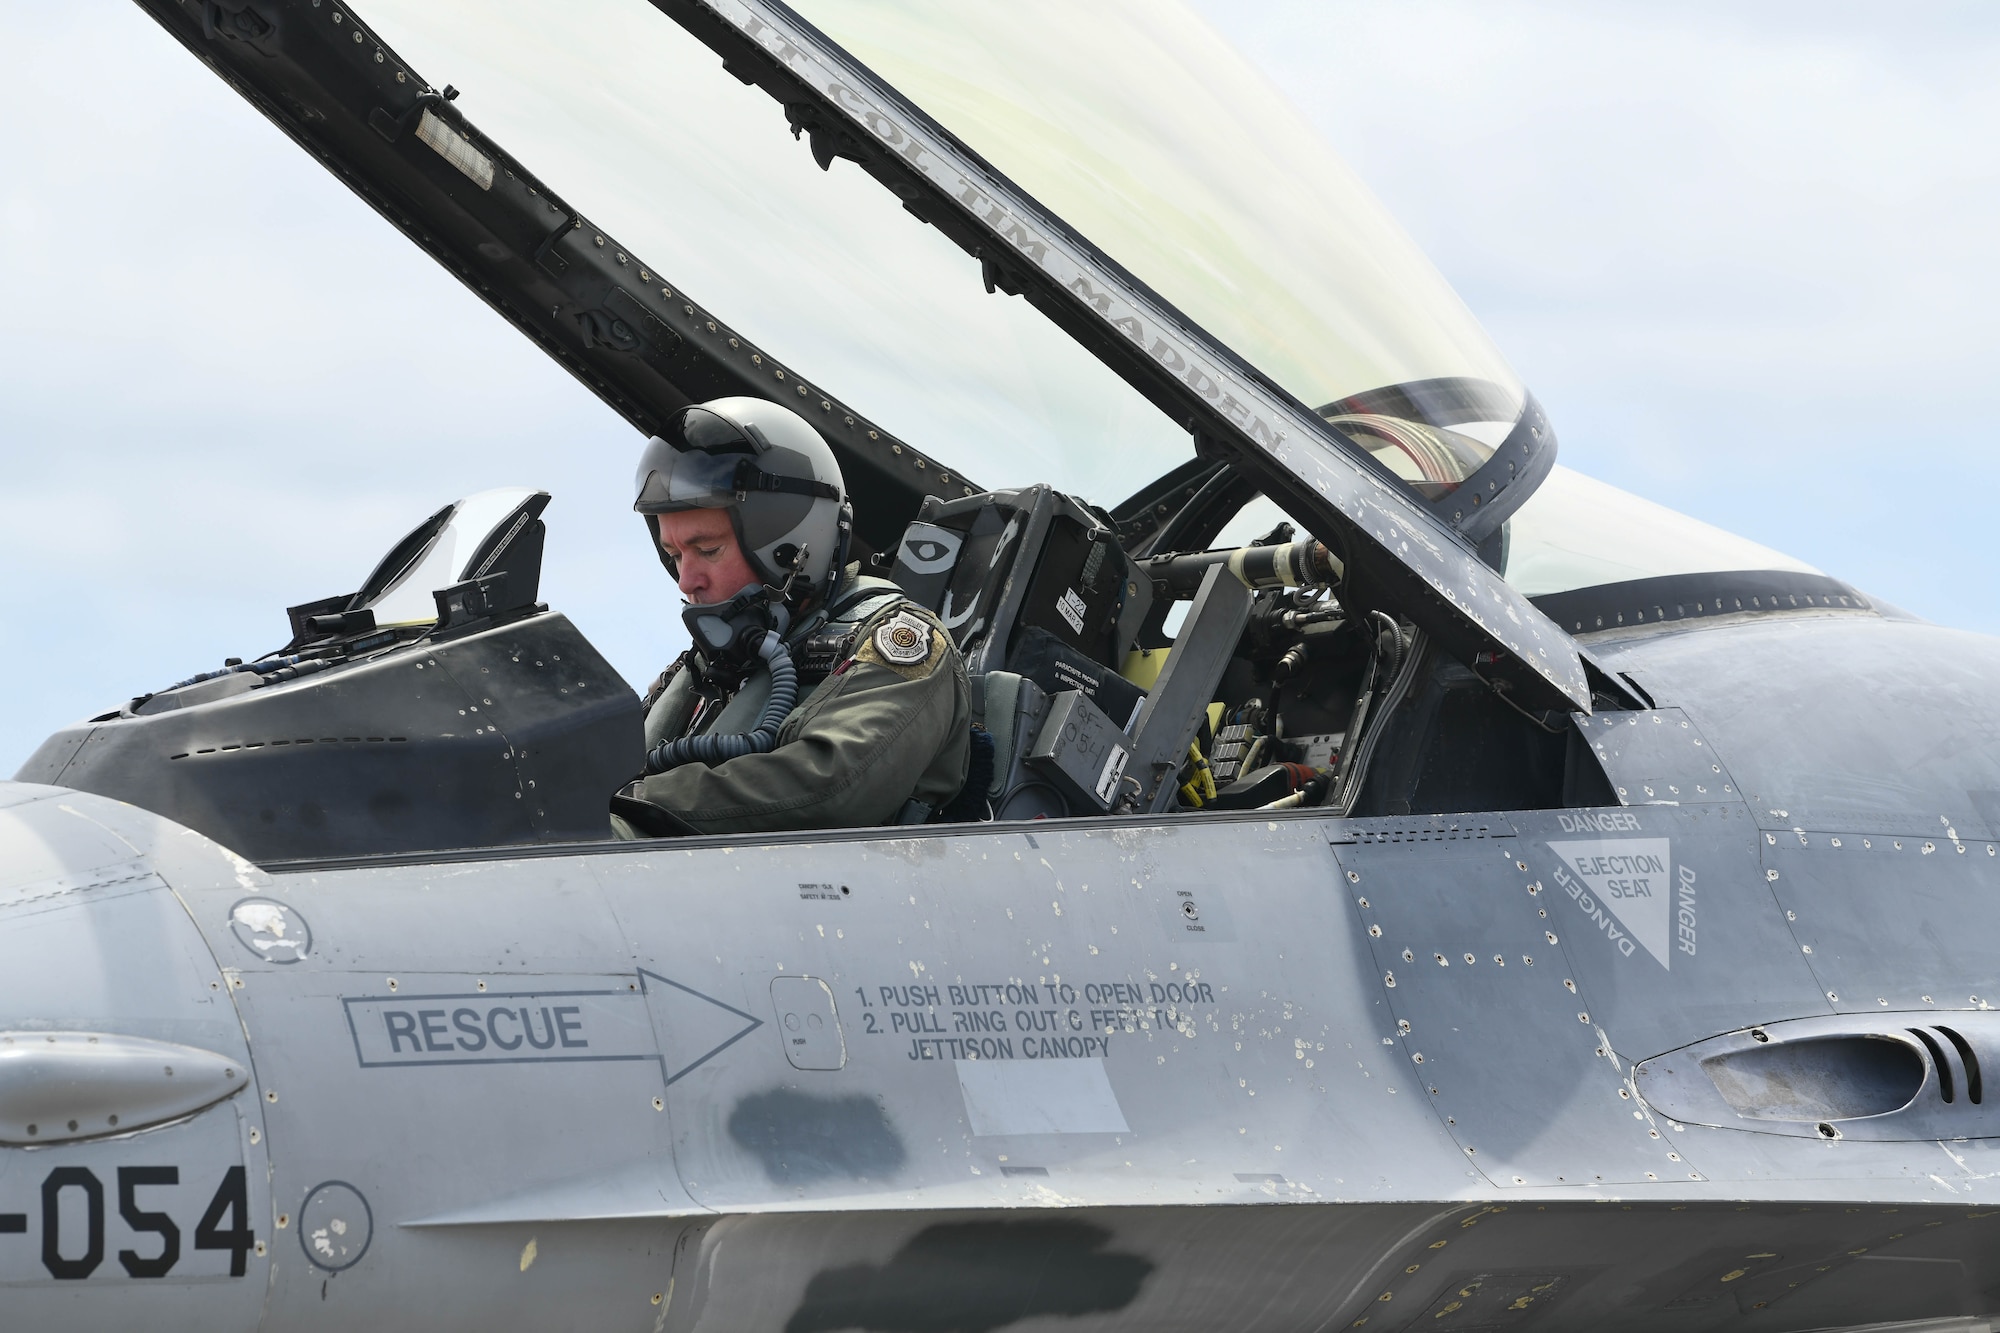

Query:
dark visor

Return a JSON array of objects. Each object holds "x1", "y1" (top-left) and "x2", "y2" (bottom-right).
[{"x1": 633, "y1": 407, "x2": 840, "y2": 513}]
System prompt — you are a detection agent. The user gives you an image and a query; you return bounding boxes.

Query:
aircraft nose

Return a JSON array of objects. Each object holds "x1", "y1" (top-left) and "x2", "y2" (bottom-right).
[
  {"x1": 0, "y1": 784, "x2": 246, "y2": 1065},
  {"x1": 0, "y1": 782, "x2": 268, "y2": 1321}
]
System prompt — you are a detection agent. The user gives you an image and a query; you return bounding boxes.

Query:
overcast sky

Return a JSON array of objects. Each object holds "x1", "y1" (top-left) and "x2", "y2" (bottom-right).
[{"x1": 4, "y1": 3, "x2": 1997, "y2": 770}]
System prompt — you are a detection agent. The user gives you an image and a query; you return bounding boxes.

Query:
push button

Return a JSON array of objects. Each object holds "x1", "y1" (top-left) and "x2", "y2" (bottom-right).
[{"x1": 769, "y1": 977, "x2": 846, "y2": 1071}]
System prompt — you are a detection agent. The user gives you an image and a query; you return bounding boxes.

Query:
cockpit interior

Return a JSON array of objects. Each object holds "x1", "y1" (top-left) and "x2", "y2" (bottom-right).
[{"x1": 18, "y1": 426, "x2": 1630, "y2": 864}]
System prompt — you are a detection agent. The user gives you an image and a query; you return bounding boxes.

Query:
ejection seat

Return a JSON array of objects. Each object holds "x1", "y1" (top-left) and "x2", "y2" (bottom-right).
[{"x1": 884, "y1": 485, "x2": 1250, "y2": 820}]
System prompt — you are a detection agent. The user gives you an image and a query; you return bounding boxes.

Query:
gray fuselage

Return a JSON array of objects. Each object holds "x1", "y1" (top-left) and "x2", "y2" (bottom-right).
[{"x1": 5, "y1": 604, "x2": 2000, "y2": 1331}]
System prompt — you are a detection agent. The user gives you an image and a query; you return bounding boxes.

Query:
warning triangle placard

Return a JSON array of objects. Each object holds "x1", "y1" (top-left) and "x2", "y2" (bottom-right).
[{"x1": 1547, "y1": 839, "x2": 1673, "y2": 968}]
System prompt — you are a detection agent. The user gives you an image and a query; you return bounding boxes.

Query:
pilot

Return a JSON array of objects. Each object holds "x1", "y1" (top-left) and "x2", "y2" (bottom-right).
[{"x1": 611, "y1": 396, "x2": 970, "y2": 836}]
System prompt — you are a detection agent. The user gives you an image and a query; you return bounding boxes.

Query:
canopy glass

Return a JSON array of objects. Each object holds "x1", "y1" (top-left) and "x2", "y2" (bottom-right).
[
  {"x1": 795, "y1": 0, "x2": 1525, "y2": 477},
  {"x1": 361, "y1": 487, "x2": 541, "y2": 626},
  {"x1": 359, "y1": 0, "x2": 1815, "y2": 595}
]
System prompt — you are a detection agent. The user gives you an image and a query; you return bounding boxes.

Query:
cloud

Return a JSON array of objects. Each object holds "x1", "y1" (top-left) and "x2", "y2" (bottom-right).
[
  {"x1": 0, "y1": 0, "x2": 1190, "y2": 766},
  {"x1": 1195, "y1": 0, "x2": 2000, "y2": 622},
  {"x1": 0, "y1": 5, "x2": 660, "y2": 766}
]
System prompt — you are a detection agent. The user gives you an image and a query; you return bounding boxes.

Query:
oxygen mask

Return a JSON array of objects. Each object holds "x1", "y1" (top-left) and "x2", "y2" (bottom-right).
[
  {"x1": 682, "y1": 582, "x2": 793, "y2": 676},
  {"x1": 651, "y1": 577, "x2": 804, "y2": 777}
]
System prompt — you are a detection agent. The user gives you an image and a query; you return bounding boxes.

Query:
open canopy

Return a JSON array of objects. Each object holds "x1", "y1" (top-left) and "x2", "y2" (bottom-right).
[
  {"x1": 790, "y1": 1, "x2": 1565, "y2": 550},
  {"x1": 791, "y1": 0, "x2": 1527, "y2": 452},
  {"x1": 648, "y1": 0, "x2": 1587, "y2": 709},
  {"x1": 137, "y1": 0, "x2": 1606, "y2": 709}
]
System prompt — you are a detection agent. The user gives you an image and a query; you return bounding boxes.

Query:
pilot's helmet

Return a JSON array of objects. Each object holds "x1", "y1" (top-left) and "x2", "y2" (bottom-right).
[{"x1": 632, "y1": 397, "x2": 849, "y2": 600}]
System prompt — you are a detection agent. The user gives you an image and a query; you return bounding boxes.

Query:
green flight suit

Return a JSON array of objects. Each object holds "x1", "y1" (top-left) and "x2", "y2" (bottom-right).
[{"x1": 613, "y1": 573, "x2": 970, "y2": 836}]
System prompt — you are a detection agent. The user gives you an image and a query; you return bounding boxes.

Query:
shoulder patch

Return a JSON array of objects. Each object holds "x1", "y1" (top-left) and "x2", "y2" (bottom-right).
[{"x1": 873, "y1": 610, "x2": 935, "y2": 666}]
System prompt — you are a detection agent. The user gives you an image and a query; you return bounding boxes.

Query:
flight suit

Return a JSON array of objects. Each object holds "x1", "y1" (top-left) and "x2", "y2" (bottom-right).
[{"x1": 614, "y1": 570, "x2": 971, "y2": 836}]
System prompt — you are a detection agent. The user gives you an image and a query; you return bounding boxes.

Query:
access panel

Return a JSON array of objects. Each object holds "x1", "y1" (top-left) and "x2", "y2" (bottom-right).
[{"x1": 1335, "y1": 816, "x2": 1691, "y2": 1187}]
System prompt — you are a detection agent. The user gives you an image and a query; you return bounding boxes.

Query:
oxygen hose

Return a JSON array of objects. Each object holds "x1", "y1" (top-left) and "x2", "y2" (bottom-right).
[{"x1": 643, "y1": 629, "x2": 799, "y2": 774}]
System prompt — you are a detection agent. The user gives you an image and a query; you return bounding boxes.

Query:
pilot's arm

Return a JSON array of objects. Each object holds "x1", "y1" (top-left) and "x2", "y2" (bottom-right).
[{"x1": 620, "y1": 604, "x2": 971, "y2": 835}]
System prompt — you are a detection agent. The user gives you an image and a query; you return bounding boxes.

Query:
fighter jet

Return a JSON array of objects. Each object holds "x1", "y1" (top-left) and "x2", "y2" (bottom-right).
[{"x1": 6, "y1": 2, "x2": 1999, "y2": 1330}]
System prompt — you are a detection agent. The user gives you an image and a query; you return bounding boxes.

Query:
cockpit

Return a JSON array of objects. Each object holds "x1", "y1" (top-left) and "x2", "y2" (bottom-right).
[
  {"x1": 2, "y1": 435, "x2": 1650, "y2": 863},
  {"x1": 21, "y1": 0, "x2": 1877, "y2": 863},
  {"x1": 11, "y1": 407, "x2": 1864, "y2": 866}
]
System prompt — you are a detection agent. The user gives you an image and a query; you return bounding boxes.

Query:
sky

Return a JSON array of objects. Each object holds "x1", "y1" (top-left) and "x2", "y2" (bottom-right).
[
  {"x1": 4, "y1": 3, "x2": 1998, "y2": 771},
  {"x1": 1204, "y1": 1, "x2": 2000, "y2": 610}
]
